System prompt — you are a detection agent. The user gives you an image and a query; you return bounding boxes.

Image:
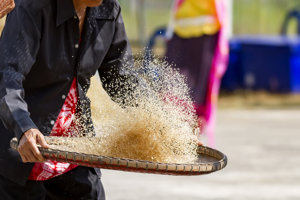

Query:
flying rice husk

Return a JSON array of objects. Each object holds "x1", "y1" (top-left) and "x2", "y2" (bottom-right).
[{"x1": 49, "y1": 57, "x2": 200, "y2": 164}]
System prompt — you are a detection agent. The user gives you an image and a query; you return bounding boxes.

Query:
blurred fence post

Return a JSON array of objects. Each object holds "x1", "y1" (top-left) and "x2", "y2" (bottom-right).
[
  {"x1": 226, "y1": 0, "x2": 233, "y2": 38},
  {"x1": 130, "y1": 0, "x2": 137, "y2": 12},
  {"x1": 136, "y1": 0, "x2": 147, "y2": 46}
]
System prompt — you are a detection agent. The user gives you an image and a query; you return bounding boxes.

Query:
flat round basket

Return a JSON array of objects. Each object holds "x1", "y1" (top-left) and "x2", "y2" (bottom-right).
[{"x1": 10, "y1": 137, "x2": 227, "y2": 176}]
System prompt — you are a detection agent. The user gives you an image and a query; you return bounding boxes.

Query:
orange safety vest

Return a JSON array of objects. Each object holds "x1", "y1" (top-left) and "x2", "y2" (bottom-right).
[{"x1": 174, "y1": 0, "x2": 221, "y2": 38}]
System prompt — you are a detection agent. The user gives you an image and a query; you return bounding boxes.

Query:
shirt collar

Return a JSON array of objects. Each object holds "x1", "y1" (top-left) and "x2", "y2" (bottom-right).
[
  {"x1": 56, "y1": 0, "x2": 76, "y2": 27},
  {"x1": 56, "y1": 0, "x2": 116, "y2": 27},
  {"x1": 91, "y1": 0, "x2": 116, "y2": 20}
]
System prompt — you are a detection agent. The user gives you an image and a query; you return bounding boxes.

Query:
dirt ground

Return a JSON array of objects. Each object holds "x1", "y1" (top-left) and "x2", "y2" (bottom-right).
[
  {"x1": 218, "y1": 91, "x2": 300, "y2": 109},
  {"x1": 101, "y1": 108, "x2": 300, "y2": 200}
]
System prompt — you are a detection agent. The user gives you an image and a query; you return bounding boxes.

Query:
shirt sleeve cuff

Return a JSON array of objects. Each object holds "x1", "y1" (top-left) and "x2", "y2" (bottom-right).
[{"x1": 13, "y1": 117, "x2": 38, "y2": 142}]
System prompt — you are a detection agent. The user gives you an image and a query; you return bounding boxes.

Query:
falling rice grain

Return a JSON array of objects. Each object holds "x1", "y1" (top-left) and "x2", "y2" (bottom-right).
[{"x1": 50, "y1": 57, "x2": 200, "y2": 164}]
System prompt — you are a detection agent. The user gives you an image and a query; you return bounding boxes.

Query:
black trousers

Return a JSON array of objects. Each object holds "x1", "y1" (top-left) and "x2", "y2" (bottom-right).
[
  {"x1": 0, "y1": 167, "x2": 105, "y2": 200},
  {"x1": 166, "y1": 33, "x2": 219, "y2": 106}
]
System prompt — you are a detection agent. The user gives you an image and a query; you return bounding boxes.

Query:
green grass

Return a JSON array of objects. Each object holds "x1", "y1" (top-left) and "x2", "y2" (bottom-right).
[
  {"x1": 120, "y1": 2, "x2": 171, "y2": 43},
  {"x1": 1, "y1": 0, "x2": 300, "y2": 41},
  {"x1": 233, "y1": 0, "x2": 300, "y2": 35},
  {"x1": 119, "y1": 0, "x2": 300, "y2": 44}
]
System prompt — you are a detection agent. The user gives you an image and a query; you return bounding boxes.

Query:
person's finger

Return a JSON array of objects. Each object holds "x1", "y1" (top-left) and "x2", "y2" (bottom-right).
[
  {"x1": 20, "y1": 154, "x2": 28, "y2": 163},
  {"x1": 24, "y1": 146, "x2": 42, "y2": 163},
  {"x1": 0, "y1": 0, "x2": 15, "y2": 18},
  {"x1": 18, "y1": 141, "x2": 40, "y2": 163},
  {"x1": 11, "y1": 0, "x2": 15, "y2": 8},
  {"x1": 21, "y1": 151, "x2": 33, "y2": 163},
  {"x1": 36, "y1": 133, "x2": 49, "y2": 148},
  {"x1": 17, "y1": 146, "x2": 27, "y2": 160},
  {"x1": 25, "y1": 137, "x2": 40, "y2": 160},
  {"x1": 30, "y1": 143, "x2": 44, "y2": 162},
  {"x1": 29, "y1": 148, "x2": 44, "y2": 163}
]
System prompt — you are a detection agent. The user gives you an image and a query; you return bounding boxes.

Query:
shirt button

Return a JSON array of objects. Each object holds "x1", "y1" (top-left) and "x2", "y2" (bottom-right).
[
  {"x1": 50, "y1": 120, "x2": 55, "y2": 125},
  {"x1": 71, "y1": 55, "x2": 74, "y2": 58},
  {"x1": 62, "y1": 94, "x2": 66, "y2": 99},
  {"x1": 74, "y1": 15, "x2": 78, "y2": 19},
  {"x1": 75, "y1": 44, "x2": 79, "y2": 49}
]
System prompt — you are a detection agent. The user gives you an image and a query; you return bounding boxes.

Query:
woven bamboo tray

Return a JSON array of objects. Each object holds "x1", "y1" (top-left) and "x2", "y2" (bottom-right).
[{"x1": 10, "y1": 137, "x2": 227, "y2": 176}]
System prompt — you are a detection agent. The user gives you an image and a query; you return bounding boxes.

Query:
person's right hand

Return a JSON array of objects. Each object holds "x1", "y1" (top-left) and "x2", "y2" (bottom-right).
[{"x1": 18, "y1": 129, "x2": 49, "y2": 163}]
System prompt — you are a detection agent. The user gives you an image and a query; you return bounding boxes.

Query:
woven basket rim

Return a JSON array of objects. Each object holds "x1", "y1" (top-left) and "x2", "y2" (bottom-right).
[{"x1": 10, "y1": 137, "x2": 227, "y2": 176}]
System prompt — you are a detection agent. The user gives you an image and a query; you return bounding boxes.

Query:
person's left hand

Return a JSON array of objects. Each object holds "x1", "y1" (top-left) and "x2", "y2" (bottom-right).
[{"x1": 0, "y1": 0, "x2": 15, "y2": 19}]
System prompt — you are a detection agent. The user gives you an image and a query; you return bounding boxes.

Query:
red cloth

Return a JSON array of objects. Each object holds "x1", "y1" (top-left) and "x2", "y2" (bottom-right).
[{"x1": 28, "y1": 78, "x2": 78, "y2": 181}]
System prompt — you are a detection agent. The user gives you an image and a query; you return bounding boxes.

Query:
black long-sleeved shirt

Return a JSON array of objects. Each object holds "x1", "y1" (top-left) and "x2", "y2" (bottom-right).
[{"x1": 0, "y1": 0, "x2": 132, "y2": 185}]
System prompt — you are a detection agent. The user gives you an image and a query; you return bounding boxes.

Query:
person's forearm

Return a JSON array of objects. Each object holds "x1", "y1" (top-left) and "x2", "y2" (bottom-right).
[{"x1": 0, "y1": 2, "x2": 41, "y2": 139}]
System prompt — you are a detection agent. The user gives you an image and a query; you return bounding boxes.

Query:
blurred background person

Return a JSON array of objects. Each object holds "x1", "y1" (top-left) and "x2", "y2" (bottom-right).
[{"x1": 165, "y1": 0, "x2": 229, "y2": 147}]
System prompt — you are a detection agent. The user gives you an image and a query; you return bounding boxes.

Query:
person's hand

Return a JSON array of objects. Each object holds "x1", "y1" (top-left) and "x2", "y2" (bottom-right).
[
  {"x1": 0, "y1": 0, "x2": 15, "y2": 19},
  {"x1": 18, "y1": 129, "x2": 49, "y2": 163}
]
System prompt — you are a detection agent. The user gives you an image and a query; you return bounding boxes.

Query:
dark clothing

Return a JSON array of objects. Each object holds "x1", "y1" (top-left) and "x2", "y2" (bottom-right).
[
  {"x1": 0, "y1": 0, "x2": 132, "y2": 185},
  {"x1": 0, "y1": 167, "x2": 105, "y2": 200},
  {"x1": 166, "y1": 33, "x2": 219, "y2": 107}
]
